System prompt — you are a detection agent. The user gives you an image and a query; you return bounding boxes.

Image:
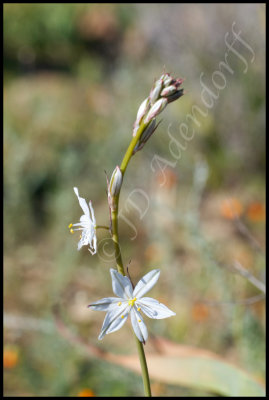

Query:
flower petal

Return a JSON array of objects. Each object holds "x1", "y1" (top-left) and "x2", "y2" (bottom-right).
[
  {"x1": 80, "y1": 215, "x2": 91, "y2": 225},
  {"x1": 133, "y1": 269, "x2": 160, "y2": 298},
  {"x1": 74, "y1": 187, "x2": 90, "y2": 217},
  {"x1": 130, "y1": 307, "x2": 148, "y2": 343},
  {"x1": 98, "y1": 303, "x2": 130, "y2": 340},
  {"x1": 136, "y1": 297, "x2": 176, "y2": 319},
  {"x1": 77, "y1": 228, "x2": 93, "y2": 251},
  {"x1": 88, "y1": 233, "x2": 97, "y2": 255},
  {"x1": 110, "y1": 269, "x2": 133, "y2": 299},
  {"x1": 89, "y1": 200, "x2": 96, "y2": 225},
  {"x1": 88, "y1": 297, "x2": 121, "y2": 311}
]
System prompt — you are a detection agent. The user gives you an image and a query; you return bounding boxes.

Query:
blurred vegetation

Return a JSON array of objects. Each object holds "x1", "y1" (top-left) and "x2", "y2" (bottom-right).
[{"x1": 4, "y1": 3, "x2": 265, "y2": 397}]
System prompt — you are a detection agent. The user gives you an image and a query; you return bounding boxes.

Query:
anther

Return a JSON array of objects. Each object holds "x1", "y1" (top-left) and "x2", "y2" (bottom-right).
[
  {"x1": 138, "y1": 319, "x2": 141, "y2": 322},
  {"x1": 118, "y1": 302, "x2": 122, "y2": 306},
  {"x1": 68, "y1": 223, "x2": 73, "y2": 229},
  {"x1": 121, "y1": 315, "x2": 124, "y2": 319},
  {"x1": 137, "y1": 307, "x2": 141, "y2": 311},
  {"x1": 70, "y1": 229, "x2": 74, "y2": 234}
]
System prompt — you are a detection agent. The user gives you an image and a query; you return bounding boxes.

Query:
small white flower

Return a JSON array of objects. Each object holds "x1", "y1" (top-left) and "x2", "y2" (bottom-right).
[
  {"x1": 88, "y1": 268, "x2": 176, "y2": 343},
  {"x1": 69, "y1": 187, "x2": 97, "y2": 254}
]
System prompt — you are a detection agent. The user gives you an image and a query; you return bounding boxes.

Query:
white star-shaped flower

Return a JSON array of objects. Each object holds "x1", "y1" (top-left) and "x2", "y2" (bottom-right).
[
  {"x1": 88, "y1": 268, "x2": 176, "y2": 343},
  {"x1": 69, "y1": 187, "x2": 97, "y2": 254}
]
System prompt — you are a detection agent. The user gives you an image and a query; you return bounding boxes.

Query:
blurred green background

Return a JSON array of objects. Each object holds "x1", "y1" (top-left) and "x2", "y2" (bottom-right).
[{"x1": 4, "y1": 3, "x2": 265, "y2": 397}]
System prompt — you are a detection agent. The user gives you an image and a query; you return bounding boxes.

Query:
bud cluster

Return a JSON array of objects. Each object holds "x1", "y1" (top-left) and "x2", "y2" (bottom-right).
[{"x1": 132, "y1": 72, "x2": 184, "y2": 152}]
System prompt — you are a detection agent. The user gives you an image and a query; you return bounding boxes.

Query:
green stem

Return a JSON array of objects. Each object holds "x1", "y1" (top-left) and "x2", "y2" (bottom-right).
[
  {"x1": 95, "y1": 225, "x2": 110, "y2": 230},
  {"x1": 120, "y1": 120, "x2": 148, "y2": 176},
  {"x1": 111, "y1": 205, "x2": 124, "y2": 276},
  {"x1": 135, "y1": 336, "x2": 152, "y2": 397},
  {"x1": 110, "y1": 119, "x2": 152, "y2": 397}
]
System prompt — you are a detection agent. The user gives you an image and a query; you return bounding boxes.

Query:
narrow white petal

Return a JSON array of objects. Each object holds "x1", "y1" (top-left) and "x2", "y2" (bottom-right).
[
  {"x1": 80, "y1": 214, "x2": 92, "y2": 225},
  {"x1": 98, "y1": 303, "x2": 130, "y2": 340},
  {"x1": 88, "y1": 246, "x2": 96, "y2": 255},
  {"x1": 88, "y1": 227, "x2": 97, "y2": 254},
  {"x1": 133, "y1": 269, "x2": 160, "y2": 298},
  {"x1": 73, "y1": 187, "x2": 90, "y2": 217},
  {"x1": 88, "y1": 297, "x2": 121, "y2": 311},
  {"x1": 91, "y1": 233, "x2": 97, "y2": 254},
  {"x1": 77, "y1": 228, "x2": 92, "y2": 251},
  {"x1": 110, "y1": 269, "x2": 133, "y2": 299},
  {"x1": 89, "y1": 200, "x2": 96, "y2": 225},
  {"x1": 77, "y1": 239, "x2": 84, "y2": 251},
  {"x1": 136, "y1": 297, "x2": 176, "y2": 319},
  {"x1": 130, "y1": 307, "x2": 148, "y2": 343}
]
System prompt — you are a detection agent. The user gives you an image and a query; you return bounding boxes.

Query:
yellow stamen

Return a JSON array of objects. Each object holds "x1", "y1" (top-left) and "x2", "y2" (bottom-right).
[
  {"x1": 118, "y1": 301, "x2": 122, "y2": 306},
  {"x1": 68, "y1": 223, "x2": 73, "y2": 229},
  {"x1": 121, "y1": 315, "x2": 124, "y2": 319},
  {"x1": 138, "y1": 319, "x2": 141, "y2": 322},
  {"x1": 128, "y1": 297, "x2": 137, "y2": 307},
  {"x1": 137, "y1": 307, "x2": 141, "y2": 311},
  {"x1": 70, "y1": 229, "x2": 74, "y2": 234}
]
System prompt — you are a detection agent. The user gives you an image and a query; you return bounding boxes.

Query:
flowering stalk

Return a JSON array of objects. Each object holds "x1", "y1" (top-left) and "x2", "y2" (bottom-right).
[
  {"x1": 110, "y1": 118, "x2": 152, "y2": 395},
  {"x1": 68, "y1": 73, "x2": 183, "y2": 396},
  {"x1": 108, "y1": 73, "x2": 184, "y2": 396}
]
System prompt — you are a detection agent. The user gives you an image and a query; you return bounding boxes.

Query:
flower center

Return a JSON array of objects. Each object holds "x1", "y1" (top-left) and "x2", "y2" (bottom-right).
[{"x1": 128, "y1": 297, "x2": 137, "y2": 307}]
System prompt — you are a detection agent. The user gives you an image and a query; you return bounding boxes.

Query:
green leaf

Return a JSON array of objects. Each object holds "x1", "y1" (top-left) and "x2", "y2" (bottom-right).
[
  {"x1": 54, "y1": 316, "x2": 265, "y2": 397},
  {"x1": 112, "y1": 338, "x2": 265, "y2": 397}
]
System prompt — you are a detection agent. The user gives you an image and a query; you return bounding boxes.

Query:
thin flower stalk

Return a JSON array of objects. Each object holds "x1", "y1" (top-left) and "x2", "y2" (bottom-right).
[
  {"x1": 69, "y1": 72, "x2": 184, "y2": 397},
  {"x1": 108, "y1": 72, "x2": 184, "y2": 397}
]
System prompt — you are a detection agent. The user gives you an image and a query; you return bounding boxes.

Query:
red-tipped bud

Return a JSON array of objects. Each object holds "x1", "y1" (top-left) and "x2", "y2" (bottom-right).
[
  {"x1": 133, "y1": 97, "x2": 150, "y2": 136},
  {"x1": 149, "y1": 79, "x2": 163, "y2": 104},
  {"x1": 163, "y1": 74, "x2": 173, "y2": 87},
  {"x1": 144, "y1": 98, "x2": 168, "y2": 124},
  {"x1": 161, "y1": 85, "x2": 178, "y2": 97},
  {"x1": 136, "y1": 97, "x2": 150, "y2": 125},
  {"x1": 175, "y1": 78, "x2": 184, "y2": 87}
]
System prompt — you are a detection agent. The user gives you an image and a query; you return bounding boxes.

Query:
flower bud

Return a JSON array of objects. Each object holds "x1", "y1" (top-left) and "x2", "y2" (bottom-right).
[
  {"x1": 109, "y1": 166, "x2": 122, "y2": 197},
  {"x1": 144, "y1": 98, "x2": 168, "y2": 124},
  {"x1": 140, "y1": 119, "x2": 157, "y2": 143},
  {"x1": 166, "y1": 89, "x2": 184, "y2": 103},
  {"x1": 175, "y1": 78, "x2": 184, "y2": 87},
  {"x1": 161, "y1": 85, "x2": 178, "y2": 97},
  {"x1": 133, "y1": 97, "x2": 150, "y2": 136},
  {"x1": 133, "y1": 119, "x2": 161, "y2": 154},
  {"x1": 163, "y1": 74, "x2": 173, "y2": 87},
  {"x1": 149, "y1": 79, "x2": 163, "y2": 104},
  {"x1": 135, "y1": 97, "x2": 150, "y2": 125}
]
